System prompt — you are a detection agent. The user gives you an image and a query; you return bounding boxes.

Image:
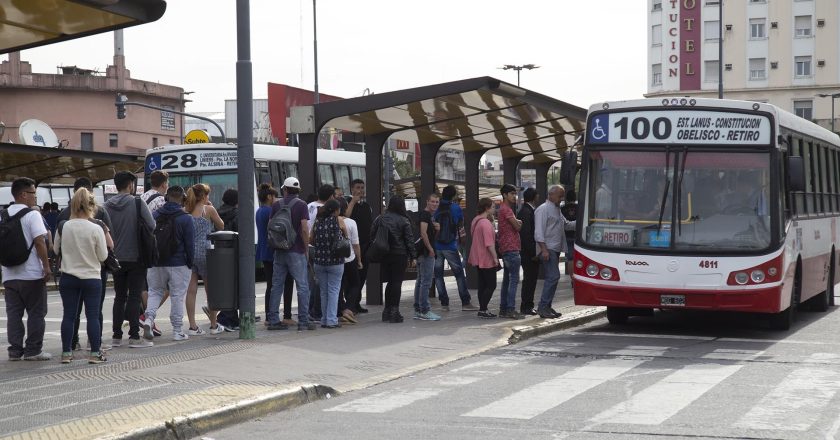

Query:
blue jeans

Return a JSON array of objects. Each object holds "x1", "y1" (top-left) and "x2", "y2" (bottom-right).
[
  {"x1": 413, "y1": 255, "x2": 435, "y2": 313},
  {"x1": 539, "y1": 250, "x2": 561, "y2": 310},
  {"x1": 500, "y1": 252, "x2": 521, "y2": 312},
  {"x1": 59, "y1": 274, "x2": 102, "y2": 353},
  {"x1": 314, "y1": 263, "x2": 343, "y2": 326},
  {"x1": 269, "y1": 251, "x2": 310, "y2": 325},
  {"x1": 434, "y1": 249, "x2": 471, "y2": 306}
]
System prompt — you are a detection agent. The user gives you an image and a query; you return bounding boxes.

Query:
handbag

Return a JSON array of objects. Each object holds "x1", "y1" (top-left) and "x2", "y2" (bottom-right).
[
  {"x1": 332, "y1": 233, "x2": 351, "y2": 259},
  {"x1": 104, "y1": 248, "x2": 121, "y2": 272}
]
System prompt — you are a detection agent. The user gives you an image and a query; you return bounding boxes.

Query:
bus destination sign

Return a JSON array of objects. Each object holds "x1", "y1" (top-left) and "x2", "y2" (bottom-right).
[
  {"x1": 146, "y1": 149, "x2": 238, "y2": 174},
  {"x1": 587, "y1": 110, "x2": 771, "y2": 145}
]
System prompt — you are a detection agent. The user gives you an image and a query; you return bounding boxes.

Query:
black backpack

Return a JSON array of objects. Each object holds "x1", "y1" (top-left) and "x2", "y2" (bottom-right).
[
  {"x1": 0, "y1": 208, "x2": 34, "y2": 267},
  {"x1": 154, "y1": 212, "x2": 185, "y2": 263},
  {"x1": 434, "y1": 203, "x2": 458, "y2": 244},
  {"x1": 366, "y1": 217, "x2": 391, "y2": 263},
  {"x1": 268, "y1": 197, "x2": 303, "y2": 250}
]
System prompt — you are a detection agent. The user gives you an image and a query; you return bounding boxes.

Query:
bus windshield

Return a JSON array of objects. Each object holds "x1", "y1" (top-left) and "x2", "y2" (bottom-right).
[
  {"x1": 583, "y1": 149, "x2": 772, "y2": 252},
  {"x1": 168, "y1": 172, "x2": 237, "y2": 208}
]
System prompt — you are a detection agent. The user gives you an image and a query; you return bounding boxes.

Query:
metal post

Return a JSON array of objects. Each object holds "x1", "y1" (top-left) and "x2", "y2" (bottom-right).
[
  {"x1": 313, "y1": 0, "x2": 319, "y2": 104},
  {"x1": 718, "y1": 1, "x2": 723, "y2": 99},
  {"x1": 365, "y1": 133, "x2": 391, "y2": 306},
  {"x1": 516, "y1": 70, "x2": 520, "y2": 86},
  {"x1": 832, "y1": 97, "x2": 836, "y2": 134},
  {"x1": 464, "y1": 150, "x2": 482, "y2": 290},
  {"x1": 235, "y1": 0, "x2": 255, "y2": 339},
  {"x1": 420, "y1": 142, "x2": 445, "y2": 198}
]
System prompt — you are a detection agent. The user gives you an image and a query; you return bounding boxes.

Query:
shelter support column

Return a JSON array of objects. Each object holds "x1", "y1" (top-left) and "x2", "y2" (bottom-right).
[
  {"x1": 503, "y1": 156, "x2": 523, "y2": 188},
  {"x1": 535, "y1": 162, "x2": 552, "y2": 196},
  {"x1": 420, "y1": 141, "x2": 446, "y2": 198},
  {"x1": 365, "y1": 133, "x2": 391, "y2": 306},
  {"x1": 464, "y1": 150, "x2": 483, "y2": 290},
  {"x1": 298, "y1": 133, "x2": 318, "y2": 197}
]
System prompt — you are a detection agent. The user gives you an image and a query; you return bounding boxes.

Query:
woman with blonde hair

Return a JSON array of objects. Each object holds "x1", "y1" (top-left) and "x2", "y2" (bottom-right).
[
  {"x1": 54, "y1": 188, "x2": 108, "y2": 364},
  {"x1": 183, "y1": 184, "x2": 225, "y2": 335}
]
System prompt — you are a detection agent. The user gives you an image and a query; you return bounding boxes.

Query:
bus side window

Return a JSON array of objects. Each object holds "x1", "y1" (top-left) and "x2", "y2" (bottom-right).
[
  {"x1": 318, "y1": 164, "x2": 335, "y2": 187},
  {"x1": 269, "y1": 162, "x2": 283, "y2": 187},
  {"x1": 335, "y1": 165, "x2": 350, "y2": 193},
  {"x1": 351, "y1": 166, "x2": 364, "y2": 182},
  {"x1": 284, "y1": 163, "x2": 298, "y2": 180},
  {"x1": 256, "y1": 162, "x2": 271, "y2": 187}
]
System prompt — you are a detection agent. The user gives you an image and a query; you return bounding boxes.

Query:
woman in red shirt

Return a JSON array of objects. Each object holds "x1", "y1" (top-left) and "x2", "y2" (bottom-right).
[{"x1": 468, "y1": 198, "x2": 500, "y2": 318}]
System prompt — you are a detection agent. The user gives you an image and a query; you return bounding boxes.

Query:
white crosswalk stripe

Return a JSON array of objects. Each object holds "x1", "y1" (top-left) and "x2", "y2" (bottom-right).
[
  {"x1": 462, "y1": 358, "x2": 645, "y2": 420},
  {"x1": 590, "y1": 363, "x2": 742, "y2": 425}
]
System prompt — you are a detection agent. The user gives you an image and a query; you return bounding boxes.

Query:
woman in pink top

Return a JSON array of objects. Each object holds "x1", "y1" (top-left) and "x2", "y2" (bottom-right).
[{"x1": 468, "y1": 198, "x2": 500, "y2": 318}]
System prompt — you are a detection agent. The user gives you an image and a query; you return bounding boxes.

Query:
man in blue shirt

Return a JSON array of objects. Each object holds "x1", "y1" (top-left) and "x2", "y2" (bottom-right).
[{"x1": 433, "y1": 185, "x2": 476, "y2": 311}]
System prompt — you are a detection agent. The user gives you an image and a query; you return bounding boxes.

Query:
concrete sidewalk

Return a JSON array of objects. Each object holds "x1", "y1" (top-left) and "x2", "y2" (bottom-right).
[{"x1": 0, "y1": 274, "x2": 602, "y2": 440}]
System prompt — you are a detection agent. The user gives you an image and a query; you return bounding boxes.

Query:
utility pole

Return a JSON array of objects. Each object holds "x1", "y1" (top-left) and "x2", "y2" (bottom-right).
[
  {"x1": 499, "y1": 64, "x2": 540, "y2": 86},
  {"x1": 718, "y1": 1, "x2": 724, "y2": 99},
  {"x1": 313, "y1": 0, "x2": 319, "y2": 104}
]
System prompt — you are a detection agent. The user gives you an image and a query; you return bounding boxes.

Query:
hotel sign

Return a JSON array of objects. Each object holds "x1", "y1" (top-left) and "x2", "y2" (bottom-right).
[{"x1": 665, "y1": 0, "x2": 702, "y2": 90}]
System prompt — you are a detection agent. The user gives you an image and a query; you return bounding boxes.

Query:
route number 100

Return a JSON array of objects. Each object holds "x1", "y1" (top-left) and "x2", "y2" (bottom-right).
[{"x1": 614, "y1": 117, "x2": 673, "y2": 140}]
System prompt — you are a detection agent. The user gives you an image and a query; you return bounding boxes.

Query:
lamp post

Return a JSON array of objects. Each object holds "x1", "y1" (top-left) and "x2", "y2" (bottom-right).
[
  {"x1": 499, "y1": 64, "x2": 540, "y2": 86},
  {"x1": 180, "y1": 90, "x2": 193, "y2": 142},
  {"x1": 817, "y1": 92, "x2": 840, "y2": 134},
  {"x1": 313, "y1": 0, "x2": 319, "y2": 104}
]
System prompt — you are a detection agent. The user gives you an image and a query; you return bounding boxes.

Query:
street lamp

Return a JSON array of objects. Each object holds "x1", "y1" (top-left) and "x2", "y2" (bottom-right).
[
  {"x1": 499, "y1": 64, "x2": 540, "y2": 86},
  {"x1": 180, "y1": 90, "x2": 194, "y2": 142},
  {"x1": 816, "y1": 92, "x2": 840, "y2": 134}
]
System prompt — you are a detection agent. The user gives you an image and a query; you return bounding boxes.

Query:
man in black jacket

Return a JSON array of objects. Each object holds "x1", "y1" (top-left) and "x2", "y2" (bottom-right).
[{"x1": 517, "y1": 188, "x2": 540, "y2": 315}]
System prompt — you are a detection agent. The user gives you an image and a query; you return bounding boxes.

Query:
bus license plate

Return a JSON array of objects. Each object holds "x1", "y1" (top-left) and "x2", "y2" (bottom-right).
[{"x1": 660, "y1": 295, "x2": 685, "y2": 307}]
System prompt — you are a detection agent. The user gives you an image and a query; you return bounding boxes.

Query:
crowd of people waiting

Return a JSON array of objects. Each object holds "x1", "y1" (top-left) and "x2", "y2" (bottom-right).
[{"x1": 1, "y1": 169, "x2": 576, "y2": 364}]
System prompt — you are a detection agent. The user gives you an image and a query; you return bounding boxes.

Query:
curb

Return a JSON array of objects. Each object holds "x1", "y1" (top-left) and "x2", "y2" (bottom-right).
[
  {"x1": 107, "y1": 384, "x2": 337, "y2": 440},
  {"x1": 508, "y1": 306, "x2": 606, "y2": 344}
]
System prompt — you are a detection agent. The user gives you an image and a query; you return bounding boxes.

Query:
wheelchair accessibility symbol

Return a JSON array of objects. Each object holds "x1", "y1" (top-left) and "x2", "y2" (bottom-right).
[
  {"x1": 146, "y1": 155, "x2": 161, "y2": 174},
  {"x1": 589, "y1": 115, "x2": 609, "y2": 143}
]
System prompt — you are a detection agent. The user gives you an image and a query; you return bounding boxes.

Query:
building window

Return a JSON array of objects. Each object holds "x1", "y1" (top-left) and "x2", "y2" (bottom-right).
[
  {"x1": 652, "y1": 64, "x2": 662, "y2": 85},
  {"x1": 794, "y1": 100, "x2": 813, "y2": 120},
  {"x1": 652, "y1": 25, "x2": 662, "y2": 46},
  {"x1": 705, "y1": 0, "x2": 720, "y2": 5},
  {"x1": 652, "y1": 0, "x2": 662, "y2": 11},
  {"x1": 795, "y1": 15, "x2": 812, "y2": 37},
  {"x1": 152, "y1": 137, "x2": 159, "y2": 148},
  {"x1": 81, "y1": 132, "x2": 93, "y2": 152},
  {"x1": 795, "y1": 56, "x2": 812, "y2": 77},
  {"x1": 749, "y1": 58, "x2": 766, "y2": 80},
  {"x1": 750, "y1": 18, "x2": 766, "y2": 39},
  {"x1": 109, "y1": 133, "x2": 118, "y2": 148},
  {"x1": 705, "y1": 60, "x2": 720, "y2": 82},
  {"x1": 170, "y1": 139, "x2": 175, "y2": 144},
  {"x1": 704, "y1": 20, "x2": 720, "y2": 40}
]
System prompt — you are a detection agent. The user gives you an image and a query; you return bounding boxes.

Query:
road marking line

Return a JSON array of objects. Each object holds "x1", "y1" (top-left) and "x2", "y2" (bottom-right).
[
  {"x1": 609, "y1": 345, "x2": 671, "y2": 357},
  {"x1": 701, "y1": 349, "x2": 764, "y2": 361},
  {"x1": 570, "y1": 331, "x2": 716, "y2": 341},
  {"x1": 462, "y1": 358, "x2": 645, "y2": 420},
  {"x1": 735, "y1": 365, "x2": 840, "y2": 431},
  {"x1": 591, "y1": 363, "x2": 742, "y2": 425}
]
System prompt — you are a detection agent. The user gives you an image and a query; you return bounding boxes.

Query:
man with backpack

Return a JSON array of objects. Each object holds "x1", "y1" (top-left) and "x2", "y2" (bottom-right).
[
  {"x1": 139, "y1": 170, "x2": 169, "y2": 338},
  {"x1": 267, "y1": 177, "x2": 316, "y2": 331},
  {"x1": 433, "y1": 185, "x2": 476, "y2": 312},
  {"x1": 104, "y1": 171, "x2": 156, "y2": 348},
  {"x1": 141, "y1": 186, "x2": 194, "y2": 342},
  {"x1": 1, "y1": 178, "x2": 52, "y2": 361}
]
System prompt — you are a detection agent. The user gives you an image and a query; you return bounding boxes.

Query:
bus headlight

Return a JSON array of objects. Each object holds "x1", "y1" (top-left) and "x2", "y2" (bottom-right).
[
  {"x1": 575, "y1": 259, "x2": 584, "y2": 269},
  {"x1": 599, "y1": 267, "x2": 613, "y2": 280},
  {"x1": 767, "y1": 267, "x2": 777, "y2": 277},
  {"x1": 750, "y1": 270, "x2": 765, "y2": 283},
  {"x1": 586, "y1": 264, "x2": 599, "y2": 277},
  {"x1": 734, "y1": 272, "x2": 749, "y2": 285}
]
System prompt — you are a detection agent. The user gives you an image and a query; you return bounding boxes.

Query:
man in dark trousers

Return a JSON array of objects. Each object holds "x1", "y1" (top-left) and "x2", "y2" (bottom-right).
[
  {"x1": 345, "y1": 179, "x2": 372, "y2": 313},
  {"x1": 517, "y1": 188, "x2": 540, "y2": 315}
]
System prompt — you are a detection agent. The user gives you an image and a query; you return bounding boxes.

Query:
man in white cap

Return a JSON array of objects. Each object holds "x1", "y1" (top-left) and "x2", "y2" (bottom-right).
[{"x1": 266, "y1": 178, "x2": 316, "y2": 331}]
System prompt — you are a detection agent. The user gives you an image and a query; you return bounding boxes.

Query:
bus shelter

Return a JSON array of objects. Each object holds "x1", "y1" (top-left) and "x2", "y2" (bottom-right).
[
  {"x1": 0, "y1": 143, "x2": 144, "y2": 185},
  {"x1": 294, "y1": 76, "x2": 587, "y2": 304}
]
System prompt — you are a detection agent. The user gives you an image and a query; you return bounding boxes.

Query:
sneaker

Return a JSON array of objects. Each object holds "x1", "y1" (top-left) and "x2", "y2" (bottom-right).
[
  {"x1": 209, "y1": 323, "x2": 226, "y2": 335},
  {"x1": 477, "y1": 311, "x2": 497, "y2": 319},
  {"x1": 88, "y1": 352, "x2": 107, "y2": 364},
  {"x1": 173, "y1": 332, "x2": 189, "y2": 341},
  {"x1": 61, "y1": 352, "x2": 73, "y2": 364},
  {"x1": 441, "y1": 305, "x2": 450, "y2": 312},
  {"x1": 538, "y1": 307, "x2": 561, "y2": 319},
  {"x1": 141, "y1": 317, "x2": 154, "y2": 341},
  {"x1": 111, "y1": 338, "x2": 122, "y2": 347},
  {"x1": 321, "y1": 323, "x2": 341, "y2": 329},
  {"x1": 152, "y1": 323, "x2": 163, "y2": 337},
  {"x1": 417, "y1": 311, "x2": 442, "y2": 321},
  {"x1": 223, "y1": 325, "x2": 238, "y2": 332},
  {"x1": 99, "y1": 343, "x2": 112, "y2": 352},
  {"x1": 521, "y1": 308, "x2": 538, "y2": 316},
  {"x1": 23, "y1": 352, "x2": 52, "y2": 361},
  {"x1": 356, "y1": 307, "x2": 369, "y2": 314},
  {"x1": 413, "y1": 311, "x2": 423, "y2": 320},
  {"x1": 339, "y1": 316, "x2": 357, "y2": 325},
  {"x1": 297, "y1": 322, "x2": 317, "y2": 331},
  {"x1": 499, "y1": 310, "x2": 525, "y2": 320},
  {"x1": 8, "y1": 354, "x2": 22, "y2": 361},
  {"x1": 462, "y1": 304, "x2": 479, "y2": 311},
  {"x1": 282, "y1": 318, "x2": 297, "y2": 326},
  {"x1": 267, "y1": 322, "x2": 289, "y2": 330},
  {"x1": 128, "y1": 338, "x2": 153, "y2": 348},
  {"x1": 549, "y1": 307, "x2": 562, "y2": 318},
  {"x1": 187, "y1": 326, "x2": 205, "y2": 336}
]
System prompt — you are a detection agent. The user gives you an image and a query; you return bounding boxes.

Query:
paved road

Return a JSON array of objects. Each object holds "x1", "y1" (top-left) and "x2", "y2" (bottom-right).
[{"x1": 208, "y1": 305, "x2": 840, "y2": 440}]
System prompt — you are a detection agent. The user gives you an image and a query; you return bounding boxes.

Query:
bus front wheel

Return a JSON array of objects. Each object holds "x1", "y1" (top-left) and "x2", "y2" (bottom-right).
[
  {"x1": 770, "y1": 267, "x2": 801, "y2": 331},
  {"x1": 606, "y1": 307, "x2": 629, "y2": 325}
]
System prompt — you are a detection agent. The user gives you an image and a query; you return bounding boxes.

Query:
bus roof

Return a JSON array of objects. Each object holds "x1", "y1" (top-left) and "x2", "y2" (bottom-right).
[
  {"x1": 146, "y1": 143, "x2": 365, "y2": 166},
  {"x1": 589, "y1": 98, "x2": 840, "y2": 147}
]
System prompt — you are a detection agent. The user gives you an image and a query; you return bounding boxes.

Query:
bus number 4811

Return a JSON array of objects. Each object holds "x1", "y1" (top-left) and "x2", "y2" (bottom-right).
[{"x1": 699, "y1": 260, "x2": 719, "y2": 269}]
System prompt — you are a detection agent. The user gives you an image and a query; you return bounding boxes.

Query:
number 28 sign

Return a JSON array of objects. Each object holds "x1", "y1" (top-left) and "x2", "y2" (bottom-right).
[
  {"x1": 587, "y1": 110, "x2": 771, "y2": 146},
  {"x1": 145, "y1": 150, "x2": 238, "y2": 174}
]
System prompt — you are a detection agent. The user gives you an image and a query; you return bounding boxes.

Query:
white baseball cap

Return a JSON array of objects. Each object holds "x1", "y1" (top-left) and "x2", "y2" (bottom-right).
[{"x1": 283, "y1": 177, "x2": 301, "y2": 189}]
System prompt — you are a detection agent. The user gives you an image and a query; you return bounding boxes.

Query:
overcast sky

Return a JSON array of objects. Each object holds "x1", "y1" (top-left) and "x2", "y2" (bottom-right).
[{"x1": 20, "y1": 0, "x2": 646, "y2": 112}]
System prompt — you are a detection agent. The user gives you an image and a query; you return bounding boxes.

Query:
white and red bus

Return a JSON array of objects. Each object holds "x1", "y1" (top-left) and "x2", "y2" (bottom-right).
[{"x1": 574, "y1": 98, "x2": 839, "y2": 330}]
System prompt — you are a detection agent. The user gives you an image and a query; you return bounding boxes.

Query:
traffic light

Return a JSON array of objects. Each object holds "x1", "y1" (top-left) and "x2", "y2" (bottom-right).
[{"x1": 115, "y1": 94, "x2": 127, "y2": 119}]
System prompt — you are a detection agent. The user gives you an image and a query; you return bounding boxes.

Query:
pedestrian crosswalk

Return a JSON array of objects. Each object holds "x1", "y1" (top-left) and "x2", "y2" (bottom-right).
[{"x1": 324, "y1": 342, "x2": 840, "y2": 437}]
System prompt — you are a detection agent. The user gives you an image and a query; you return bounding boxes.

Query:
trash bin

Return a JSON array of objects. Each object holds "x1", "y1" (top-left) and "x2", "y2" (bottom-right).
[{"x1": 206, "y1": 231, "x2": 238, "y2": 311}]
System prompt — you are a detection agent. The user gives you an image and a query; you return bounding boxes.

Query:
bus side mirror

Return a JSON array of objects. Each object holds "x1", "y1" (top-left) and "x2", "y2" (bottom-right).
[{"x1": 787, "y1": 156, "x2": 805, "y2": 192}]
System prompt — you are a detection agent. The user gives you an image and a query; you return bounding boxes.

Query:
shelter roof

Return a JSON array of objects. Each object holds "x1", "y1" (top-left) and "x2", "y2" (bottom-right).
[
  {"x1": 0, "y1": 143, "x2": 144, "y2": 185},
  {"x1": 314, "y1": 76, "x2": 587, "y2": 163},
  {"x1": 0, "y1": 0, "x2": 166, "y2": 54}
]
